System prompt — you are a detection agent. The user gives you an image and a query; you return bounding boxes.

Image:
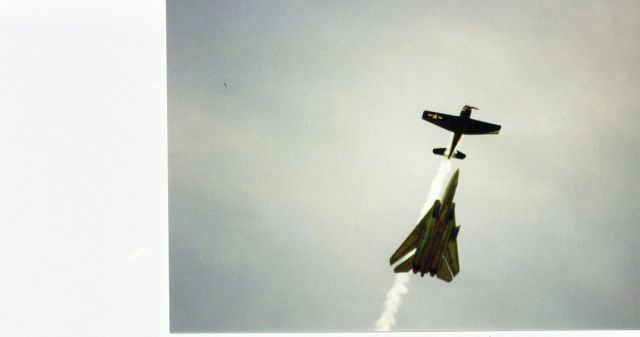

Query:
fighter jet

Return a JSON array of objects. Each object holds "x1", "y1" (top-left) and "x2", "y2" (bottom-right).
[
  {"x1": 389, "y1": 169, "x2": 461, "y2": 282},
  {"x1": 422, "y1": 105, "x2": 501, "y2": 160}
]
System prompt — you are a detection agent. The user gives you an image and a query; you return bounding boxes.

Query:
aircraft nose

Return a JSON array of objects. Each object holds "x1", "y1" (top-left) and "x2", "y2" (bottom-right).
[{"x1": 445, "y1": 169, "x2": 459, "y2": 193}]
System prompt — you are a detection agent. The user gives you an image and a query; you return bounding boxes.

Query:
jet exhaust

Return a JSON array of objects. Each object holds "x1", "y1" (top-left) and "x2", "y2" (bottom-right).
[{"x1": 374, "y1": 159, "x2": 452, "y2": 331}]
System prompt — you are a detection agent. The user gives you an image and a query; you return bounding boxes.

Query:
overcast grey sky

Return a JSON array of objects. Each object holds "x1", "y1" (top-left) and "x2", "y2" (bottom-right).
[{"x1": 168, "y1": 1, "x2": 640, "y2": 332}]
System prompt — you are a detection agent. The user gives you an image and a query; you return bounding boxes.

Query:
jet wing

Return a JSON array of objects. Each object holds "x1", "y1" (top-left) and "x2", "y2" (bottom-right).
[
  {"x1": 436, "y1": 225, "x2": 458, "y2": 282},
  {"x1": 444, "y1": 233, "x2": 460, "y2": 276},
  {"x1": 436, "y1": 256, "x2": 454, "y2": 282},
  {"x1": 389, "y1": 203, "x2": 435, "y2": 266},
  {"x1": 463, "y1": 118, "x2": 501, "y2": 135},
  {"x1": 389, "y1": 224, "x2": 419, "y2": 266},
  {"x1": 443, "y1": 205, "x2": 460, "y2": 276},
  {"x1": 393, "y1": 254, "x2": 414, "y2": 273},
  {"x1": 422, "y1": 110, "x2": 459, "y2": 132}
]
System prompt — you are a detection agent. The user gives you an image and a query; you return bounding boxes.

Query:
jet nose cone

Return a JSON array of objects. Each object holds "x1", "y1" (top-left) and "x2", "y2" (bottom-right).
[
  {"x1": 446, "y1": 169, "x2": 459, "y2": 190},
  {"x1": 452, "y1": 169, "x2": 460, "y2": 182}
]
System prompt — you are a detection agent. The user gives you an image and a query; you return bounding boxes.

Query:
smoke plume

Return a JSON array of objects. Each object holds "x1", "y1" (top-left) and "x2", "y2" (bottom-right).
[{"x1": 374, "y1": 159, "x2": 452, "y2": 331}]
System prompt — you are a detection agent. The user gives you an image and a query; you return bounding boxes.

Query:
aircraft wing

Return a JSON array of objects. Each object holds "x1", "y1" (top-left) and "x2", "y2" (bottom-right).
[
  {"x1": 464, "y1": 118, "x2": 501, "y2": 135},
  {"x1": 422, "y1": 110, "x2": 459, "y2": 132},
  {"x1": 438, "y1": 206, "x2": 460, "y2": 281},
  {"x1": 436, "y1": 256, "x2": 454, "y2": 282},
  {"x1": 393, "y1": 254, "x2": 414, "y2": 273},
  {"x1": 443, "y1": 205, "x2": 460, "y2": 276},
  {"x1": 444, "y1": 233, "x2": 460, "y2": 276},
  {"x1": 437, "y1": 236, "x2": 459, "y2": 282},
  {"x1": 389, "y1": 203, "x2": 435, "y2": 266},
  {"x1": 389, "y1": 224, "x2": 420, "y2": 266}
]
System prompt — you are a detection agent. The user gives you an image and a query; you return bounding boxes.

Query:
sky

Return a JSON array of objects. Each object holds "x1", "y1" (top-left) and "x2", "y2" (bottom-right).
[{"x1": 168, "y1": 0, "x2": 640, "y2": 332}]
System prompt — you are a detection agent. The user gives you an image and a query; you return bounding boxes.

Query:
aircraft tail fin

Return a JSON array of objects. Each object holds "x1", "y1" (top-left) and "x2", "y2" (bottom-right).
[
  {"x1": 432, "y1": 148, "x2": 466, "y2": 160},
  {"x1": 393, "y1": 254, "x2": 414, "y2": 273}
]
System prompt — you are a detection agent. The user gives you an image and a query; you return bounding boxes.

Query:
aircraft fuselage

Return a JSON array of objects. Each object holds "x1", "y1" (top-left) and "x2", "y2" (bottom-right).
[
  {"x1": 412, "y1": 170, "x2": 458, "y2": 276},
  {"x1": 447, "y1": 108, "x2": 472, "y2": 159}
]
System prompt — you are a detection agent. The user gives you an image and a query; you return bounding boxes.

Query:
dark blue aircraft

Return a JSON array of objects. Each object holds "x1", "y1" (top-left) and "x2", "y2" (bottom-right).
[{"x1": 422, "y1": 105, "x2": 501, "y2": 159}]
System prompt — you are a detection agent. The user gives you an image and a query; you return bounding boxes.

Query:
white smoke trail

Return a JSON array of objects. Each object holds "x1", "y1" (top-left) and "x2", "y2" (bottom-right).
[
  {"x1": 374, "y1": 273, "x2": 409, "y2": 331},
  {"x1": 419, "y1": 160, "x2": 453, "y2": 217},
  {"x1": 374, "y1": 159, "x2": 453, "y2": 331}
]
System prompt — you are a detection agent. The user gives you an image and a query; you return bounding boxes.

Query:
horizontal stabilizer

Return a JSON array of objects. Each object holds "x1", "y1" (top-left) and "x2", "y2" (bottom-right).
[
  {"x1": 453, "y1": 151, "x2": 466, "y2": 159},
  {"x1": 393, "y1": 254, "x2": 414, "y2": 273},
  {"x1": 433, "y1": 148, "x2": 466, "y2": 160}
]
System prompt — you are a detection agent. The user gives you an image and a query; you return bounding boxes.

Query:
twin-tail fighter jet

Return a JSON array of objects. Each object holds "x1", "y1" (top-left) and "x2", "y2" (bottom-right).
[
  {"x1": 389, "y1": 169, "x2": 461, "y2": 282},
  {"x1": 422, "y1": 105, "x2": 501, "y2": 160}
]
